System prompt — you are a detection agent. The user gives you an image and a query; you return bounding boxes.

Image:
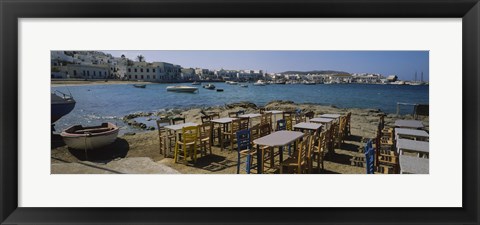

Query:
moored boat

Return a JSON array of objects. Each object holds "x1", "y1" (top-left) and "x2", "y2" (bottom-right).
[
  {"x1": 216, "y1": 89, "x2": 224, "y2": 92},
  {"x1": 192, "y1": 81, "x2": 201, "y2": 85},
  {"x1": 203, "y1": 83, "x2": 216, "y2": 90},
  {"x1": 166, "y1": 86, "x2": 199, "y2": 93},
  {"x1": 133, "y1": 84, "x2": 146, "y2": 88},
  {"x1": 51, "y1": 91, "x2": 76, "y2": 123},
  {"x1": 61, "y1": 122, "x2": 119, "y2": 150},
  {"x1": 253, "y1": 80, "x2": 266, "y2": 86},
  {"x1": 240, "y1": 84, "x2": 248, "y2": 88},
  {"x1": 303, "y1": 80, "x2": 316, "y2": 85}
]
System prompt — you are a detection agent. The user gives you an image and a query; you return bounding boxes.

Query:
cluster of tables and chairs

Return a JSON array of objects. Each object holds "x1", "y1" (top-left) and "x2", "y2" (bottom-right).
[
  {"x1": 373, "y1": 116, "x2": 429, "y2": 174},
  {"x1": 154, "y1": 109, "x2": 352, "y2": 174}
]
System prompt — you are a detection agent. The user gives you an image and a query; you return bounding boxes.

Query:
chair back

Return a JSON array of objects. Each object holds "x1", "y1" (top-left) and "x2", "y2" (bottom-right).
[
  {"x1": 276, "y1": 119, "x2": 286, "y2": 131},
  {"x1": 236, "y1": 129, "x2": 251, "y2": 152},
  {"x1": 259, "y1": 123, "x2": 271, "y2": 137},
  {"x1": 236, "y1": 110, "x2": 246, "y2": 116},
  {"x1": 171, "y1": 117, "x2": 186, "y2": 125},
  {"x1": 250, "y1": 124, "x2": 260, "y2": 140},
  {"x1": 365, "y1": 139, "x2": 375, "y2": 174},
  {"x1": 239, "y1": 117, "x2": 249, "y2": 130},
  {"x1": 295, "y1": 134, "x2": 312, "y2": 166},
  {"x1": 259, "y1": 107, "x2": 266, "y2": 114},
  {"x1": 295, "y1": 115, "x2": 306, "y2": 124},
  {"x1": 156, "y1": 118, "x2": 171, "y2": 135},
  {"x1": 198, "y1": 122, "x2": 212, "y2": 139},
  {"x1": 181, "y1": 126, "x2": 198, "y2": 143},
  {"x1": 260, "y1": 112, "x2": 272, "y2": 127},
  {"x1": 317, "y1": 131, "x2": 327, "y2": 153},
  {"x1": 284, "y1": 114, "x2": 293, "y2": 131},
  {"x1": 201, "y1": 115, "x2": 212, "y2": 124},
  {"x1": 210, "y1": 112, "x2": 220, "y2": 119},
  {"x1": 305, "y1": 111, "x2": 315, "y2": 120},
  {"x1": 228, "y1": 112, "x2": 238, "y2": 118}
]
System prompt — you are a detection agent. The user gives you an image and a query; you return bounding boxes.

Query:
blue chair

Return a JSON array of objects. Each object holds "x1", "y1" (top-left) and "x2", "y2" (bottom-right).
[
  {"x1": 236, "y1": 129, "x2": 255, "y2": 174},
  {"x1": 276, "y1": 119, "x2": 286, "y2": 131},
  {"x1": 236, "y1": 110, "x2": 246, "y2": 116},
  {"x1": 365, "y1": 139, "x2": 375, "y2": 174}
]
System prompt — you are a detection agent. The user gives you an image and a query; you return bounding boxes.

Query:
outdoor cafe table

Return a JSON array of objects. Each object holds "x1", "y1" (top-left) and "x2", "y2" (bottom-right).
[
  {"x1": 253, "y1": 130, "x2": 305, "y2": 174},
  {"x1": 395, "y1": 128, "x2": 429, "y2": 141},
  {"x1": 310, "y1": 117, "x2": 334, "y2": 125},
  {"x1": 319, "y1": 114, "x2": 342, "y2": 119},
  {"x1": 293, "y1": 122, "x2": 322, "y2": 133},
  {"x1": 396, "y1": 138, "x2": 429, "y2": 157},
  {"x1": 265, "y1": 110, "x2": 284, "y2": 130},
  {"x1": 399, "y1": 154, "x2": 429, "y2": 174},
  {"x1": 211, "y1": 117, "x2": 238, "y2": 149},
  {"x1": 395, "y1": 119, "x2": 424, "y2": 129},
  {"x1": 239, "y1": 113, "x2": 262, "y2": 127}
]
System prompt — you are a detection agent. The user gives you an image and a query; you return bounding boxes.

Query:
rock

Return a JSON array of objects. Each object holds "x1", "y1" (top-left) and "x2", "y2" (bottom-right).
[
  {"x1": 147, "y1": 126, "x2": 155, "y2": 131},
  {"x1": 225, "y1": 101, "x2": 257, "y2": 109},
  {"x1": 124, "y1": 132, "x2": 136, "y2": 136}
]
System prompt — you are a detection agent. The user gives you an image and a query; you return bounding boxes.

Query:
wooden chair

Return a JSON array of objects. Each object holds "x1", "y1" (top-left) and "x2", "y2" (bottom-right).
[
  {"x1": 171, "y1": 117, "x2": 186, "y2": 125},
  {"x1": 198, "y1": 122, "x2": 213, "y2": 156},
  {"x1": 294, "y1": 114, "x2": 306, "y2": 124},
  {"x1": 260, "y1": 112, "x2": 273, "y2": 131},
  {"x1": 328, "y1": 121, "x2": 338, "y2": 154},
  {"x1": 228, "y1": 112, "x2": 238, "y2": 118},
  {"x1": 236, "y1": 129, "x2": 257, "y2": 174},
  {"x1": 345, "y1": 112, "x2": 352, "y2": 137},
  {"x1": 312, "y1": 131, "x2": 327, "y2": 172},
  {"x1": 257, "y1": 123, "x2": 277, "y2": 170},
  {"x1": 201, "y1": 115, "x2": 212, "y2": 124},
  {"x1": 236, "y1": 110, "x2": 245, "y2": 116},
  {"x1": 276, "y1": 119, "x2": 286, "y2": 131},
  {"x1": 259, "y1": 107, "x2": 266, "y2": 114},
  {"x1": 221, "y1": 117, "x2": 249, "y2": 151},
  {"x1": 304, "y1": 111, "x2": 315, "y2": 122},
  {"x1": 250, "y1": 124, "x2": 260, "y2": 142},
  {"x1": 174, "y1": 126, "x2": 199, "y2": 163},
  {"x1": 209, "y1": 112, "x2": 220, "y2": 119},
  {"x1": 156, "y1": 118, "x2": 173, "y2": 157},
  {"x1": 335, "y1": 116, "x2": 347, "y2": 148},
  {"x1": 280, "y1": 134, "x2": 312, "y2": 174},
  {"x1": 284, "y1": 113, "x2": 293, "y2": 131}
]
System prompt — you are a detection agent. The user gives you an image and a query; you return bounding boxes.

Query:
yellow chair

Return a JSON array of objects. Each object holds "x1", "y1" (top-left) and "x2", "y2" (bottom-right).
[
  {"x1": 174, "y1": 126, "x2": 199, "y2": 163},
  {"x1": 280, "y1": 135, "x2": 312, "y2": 174},
  {"x1": 312, "y1": 131, "x2": 327, "y2": 172},
  {"x1": 198, "y1": 122, "x2": 213, "y2": 156}
]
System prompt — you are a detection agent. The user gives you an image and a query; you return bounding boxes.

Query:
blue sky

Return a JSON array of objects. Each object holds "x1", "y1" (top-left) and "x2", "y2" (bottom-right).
[{"x1": 103, "y1": 50, "x2": 429, "y2": 81}]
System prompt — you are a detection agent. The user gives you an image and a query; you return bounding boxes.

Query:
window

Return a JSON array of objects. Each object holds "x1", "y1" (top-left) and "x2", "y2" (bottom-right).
[
  {"x1": 135, "y1": 75, "x2": 138, "y2": 79},
  {"x1": 134, "y1": 68, "x2": 137, "y2": 72},
  {"x1": 147, "y1": 75, "x2": 150, "y2": 79},
  {"x1": 153, "y1": 69, "x2": 155, "y2": 72},
  {"x1": 105, "y1": 71, "x2": 107, "y2": 75},
  {"x1": 128, "y1": 68, "x2": 131, "y2": 72},
  {"x1": 93, "y1": 71, "x2": 96, "y2": 76},
  {"x1": 140, "y1": 68, "x2": 143, "y2": 72},
  {"x1": 73, "y1": 70, "x2": 77, "y2": 76},
  {"x1": 129, "y1": 75, "x2": 132, "y2": 79},
  {"x1": 141, "y1": 75, "x2": 144, "y2": 79},
  {"x1": 87, "y1": 71, "x2": 90, "y2": 76},
  {"x1": 153, "y1": 76, "x2": 156, "y2": 79},
  {"x1": 83, "y1": 70, "x2": 85, "y2": 75}
]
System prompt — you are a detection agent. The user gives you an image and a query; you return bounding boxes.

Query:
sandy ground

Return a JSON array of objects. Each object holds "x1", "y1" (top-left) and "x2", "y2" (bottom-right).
[{"x1": 51, "y1": 101, "x2": 428, "y2": 174}]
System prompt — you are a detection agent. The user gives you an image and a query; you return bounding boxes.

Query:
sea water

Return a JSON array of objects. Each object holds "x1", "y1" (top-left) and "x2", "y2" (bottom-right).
[{"x1": 51, "y1": 83, "x2": 428, "y2": 132}]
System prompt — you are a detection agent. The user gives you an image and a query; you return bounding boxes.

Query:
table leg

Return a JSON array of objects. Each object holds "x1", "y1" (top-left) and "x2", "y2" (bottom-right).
[
  {"x1": 279, "y1": 146, "x2": 283, "y2": 163},
  {"x1": 257, "y1": 144, "x2": 262, "y2": 174}
]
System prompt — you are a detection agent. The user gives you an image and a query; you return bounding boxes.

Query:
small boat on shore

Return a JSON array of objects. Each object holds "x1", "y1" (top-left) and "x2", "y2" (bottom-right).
[
  {"x1": 203, "y1": 83, "x2": 216, "y2": 90},
  {"x1": 51, "y1": 91, "x2": 76, "y2": 123},
  {"x1": 192, "y1": 81, "x2": 201, "y2": 85},
  {"x1": 166, "y1": 86, "x2": 199, "y2": 93},
  {"x1": 133, "y1": 84, "x2": 146, "y2": 88},
  {"x1": 253, "y1": 80, "x2": 266, "y2": 86},
  {"x1": 61, "y1": 122, "x2": 119, "y2": 150}
]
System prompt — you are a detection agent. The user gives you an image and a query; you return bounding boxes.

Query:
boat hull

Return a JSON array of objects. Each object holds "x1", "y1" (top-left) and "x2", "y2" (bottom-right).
[
  {"x1": 51, "y1": 93, "x2": 76, "y2": 123},
  {"x1": 166, "y1": 86, "x2": 198, "y2": 93},
  {"x1": 61, "y1": 123, "x2": 119, "y2": 150}
]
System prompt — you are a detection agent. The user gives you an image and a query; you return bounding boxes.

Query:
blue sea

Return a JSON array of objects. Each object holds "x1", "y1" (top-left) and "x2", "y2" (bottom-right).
[{"x1": 51, "y1": 83, "x2": 428, "y2": 132}]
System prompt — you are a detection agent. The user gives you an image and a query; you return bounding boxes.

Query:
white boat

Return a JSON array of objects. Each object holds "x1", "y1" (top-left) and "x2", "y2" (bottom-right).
[
  {"x1": 61, "y1": 122, "x2": 119, "y2": 150},
  {"x1": 203, "y1": 83, "x2": 216, "y2": 90},
  {"x1": 303, "y1": 80, "x2": 316, "y2": 85},
  {"x1": 253, "y1": 80, "x2": 266, "y2": 86},
  {"x1": 240, "y1": 84, "x2": 248, "y2": 88},
  {"x1": 166, "y1": 85, "x2": 199, "y2": 93},
  {"x1": 192, "y1": 81, "x2": 201, "y2": 85}
]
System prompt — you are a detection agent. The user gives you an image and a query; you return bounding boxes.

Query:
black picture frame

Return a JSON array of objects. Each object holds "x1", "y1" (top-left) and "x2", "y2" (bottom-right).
[{"x1": 1, "y1": 0, "x2": 479, "y2": 224}]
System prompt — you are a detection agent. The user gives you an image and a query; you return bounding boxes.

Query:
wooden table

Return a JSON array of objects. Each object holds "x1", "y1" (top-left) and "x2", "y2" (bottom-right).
[
  {"x1": 253, "y1": 131, "x2": 305, "y2": 174},
  {"x1": 395, "y1": 128, "x2": 429, "y2": 141},
  {"x1": 319, "y1": 114, "x2": 342, "y2": 119},
  {"x1": 399, "y1": 155, "x2": 429, "y2": 174},
  {"x1": 395, "y1": 120, "x2": 424, "y2": 129},
  {"x1": 211, "y1": 117, "x2": 238, "y2": 150},
  {"x1": 396, "y1": 138, "x2": 429, "y2": 157},
  {"x1": 293, "y1": 122, "x2": 322, "y2": 133},
  {"x1": 310, "y1": 117, "x2": 334, "y2": 125}
]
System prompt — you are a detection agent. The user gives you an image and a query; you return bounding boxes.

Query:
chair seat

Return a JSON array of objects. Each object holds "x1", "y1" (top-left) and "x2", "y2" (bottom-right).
[
  {"x1": 177, "y1": 140, "x2": 196, "y2": 145},
  {"x1": 240, "y1": 149, "x2": 257, "y2": 155},
  {"x1": 281, "y1": 157, "x2": 305, "y2": 167}
]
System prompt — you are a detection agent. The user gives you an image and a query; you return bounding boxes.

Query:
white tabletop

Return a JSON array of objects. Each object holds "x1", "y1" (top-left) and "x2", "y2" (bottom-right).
[
  {"x1": 319, "y1": 114, "x2": 342, "y2": 119},
  {"x1": 396, "y1": 139, "x2": 429, "y2": 154},
  {"x1": 395, "y1": 128, "x2": 429, "y2": 139},
  {"x1": 253, "y1": 131, "x2": 304, "y2": 147},
  {"x1": 164, "y1": 122, "x2": 198, "y2": 131},
  {"x1": 395, "y1": 120, "x2": 424, "y2": 129},
  {"x1": 211, "y1": 117, "x2": 238, "y2": 124},
  {"x1": 310, "y1": 117, "x2": 334, "y2": 124},
  {"x1": 400, "y1": 155, "x2": 429, "y2": 174},
  {"x1": 239, "y1": 113, "x2": 262, "y2": 118},
  {"x1": 293, "y1": 122, "x2": 322, "y2": 131},
  {"x1": 265, "y1": 110, "x2": 283, "y2": 114}
]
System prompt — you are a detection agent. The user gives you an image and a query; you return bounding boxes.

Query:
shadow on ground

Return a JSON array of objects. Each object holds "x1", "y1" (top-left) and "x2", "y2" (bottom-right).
[{"x1": 67, "y1": 138, "x2": 130, "y2": 163}]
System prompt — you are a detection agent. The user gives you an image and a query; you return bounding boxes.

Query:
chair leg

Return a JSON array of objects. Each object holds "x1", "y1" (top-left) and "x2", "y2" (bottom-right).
[
  {"x1": 208, "y1": 139, "x2": 212, "y2": 155},
  {"x1": 237, "y1": 152, "x2": 241, "y2": 174},
  {"x1": 246, "y1": 155, "x2": 251, "y2": 174},
  {"x1": 193, "y1": 144, "x2": 197, "y2": 163},
  {"x1": 174, "y1": 142, "x2": 179, "y2": 163},
  {"x1": 183, "y1": 145, "x2": 187, "y2": 164}
]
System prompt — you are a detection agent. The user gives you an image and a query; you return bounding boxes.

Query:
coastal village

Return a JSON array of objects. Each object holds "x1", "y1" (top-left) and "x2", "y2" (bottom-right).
[
  {"x1": 51, "y1": 51, "x2": 429, "y2": 175},
  {"x1": 51, "y1": 51, "x2": 427, "y2": 85}
]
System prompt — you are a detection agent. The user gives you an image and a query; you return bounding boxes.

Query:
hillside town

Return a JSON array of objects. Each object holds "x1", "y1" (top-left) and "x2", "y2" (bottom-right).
[{"x1": 51, "y1": 51, "x2": 427, "y2": 85}]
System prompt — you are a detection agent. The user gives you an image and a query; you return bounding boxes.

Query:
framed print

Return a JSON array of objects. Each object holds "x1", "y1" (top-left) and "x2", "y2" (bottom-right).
[{"x1": 1, "y1": 0, "x2": 479, "y2": 224}]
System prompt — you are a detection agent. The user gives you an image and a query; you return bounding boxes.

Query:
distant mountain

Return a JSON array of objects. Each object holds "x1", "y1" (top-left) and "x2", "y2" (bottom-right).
[{"x1": 280, "y1": 70, "x2": 350, "y2": 75}]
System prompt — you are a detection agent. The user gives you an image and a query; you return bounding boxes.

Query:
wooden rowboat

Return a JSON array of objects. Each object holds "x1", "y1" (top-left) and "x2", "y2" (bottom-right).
[{"x1": 60, "y1": 122, "x2": 119, "y2": 150}]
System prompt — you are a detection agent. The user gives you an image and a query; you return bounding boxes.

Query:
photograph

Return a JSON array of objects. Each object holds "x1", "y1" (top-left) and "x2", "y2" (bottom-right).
[{"x1": 51, "y1": 50, "x2": 429, "y2": 175}]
